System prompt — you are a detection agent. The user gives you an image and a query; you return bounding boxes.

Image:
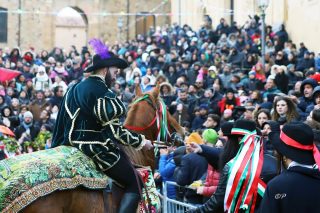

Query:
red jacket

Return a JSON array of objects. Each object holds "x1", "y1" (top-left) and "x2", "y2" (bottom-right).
[
  {"x1": 202, "y1": 164, "x2": 220, "y2": 197},
  {"x1": 218, "y1": 97, "x2": 241, "y2": 113}
]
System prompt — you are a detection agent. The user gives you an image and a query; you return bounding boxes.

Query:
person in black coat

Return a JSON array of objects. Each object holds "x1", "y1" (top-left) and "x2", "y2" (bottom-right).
[
  {"x1": 189, "y1": 120, "x2": 277, "y2": 213},
  {"x1": 14, "y1": 111, "x2": 40, "y2": 145},
  {"x1": 48, "y1": 86, "x2": 64, "y2": 107},
  {"x1": 174, "y1": 133, "x2": 208, "y2": 204},
  {"x1": 260, "y1": 122, "x2": 320, "y2": 213},
  {"x1": 51, "y1": 39, "x2": 153, "y2": 213},
  {"x1": 298, "y1": 78, "x2": 318, "y2": 120}
]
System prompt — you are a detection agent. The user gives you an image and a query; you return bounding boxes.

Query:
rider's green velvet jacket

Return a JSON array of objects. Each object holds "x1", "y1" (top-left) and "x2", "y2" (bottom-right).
[{"x1": 51, "y1": 75, "x2": 145, "y2": 170}]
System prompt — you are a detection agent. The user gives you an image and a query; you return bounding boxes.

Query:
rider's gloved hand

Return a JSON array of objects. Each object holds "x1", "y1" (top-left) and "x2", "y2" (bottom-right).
[{"x1": 143, "y1": 139, "x2": 153, "y2": 150}]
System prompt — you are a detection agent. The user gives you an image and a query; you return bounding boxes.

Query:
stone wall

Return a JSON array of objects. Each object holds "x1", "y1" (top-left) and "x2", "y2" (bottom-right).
[{"x1": 0, "y1": 0, "x2": 171, "y2": 51}]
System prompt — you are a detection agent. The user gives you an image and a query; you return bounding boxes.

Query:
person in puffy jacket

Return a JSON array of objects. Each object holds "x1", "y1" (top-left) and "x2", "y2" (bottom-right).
[{"x1": 194, "y1": 129, "x2": 220, "y2": 200}]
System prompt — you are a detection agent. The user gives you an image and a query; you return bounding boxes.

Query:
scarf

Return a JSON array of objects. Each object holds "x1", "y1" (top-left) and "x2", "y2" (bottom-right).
[
  {"x1": 224, "y1": 128, "x2": 265, "y2": 213},
  {"x1": 22, "y1": 121, "x2": 33, "y2": 131}
]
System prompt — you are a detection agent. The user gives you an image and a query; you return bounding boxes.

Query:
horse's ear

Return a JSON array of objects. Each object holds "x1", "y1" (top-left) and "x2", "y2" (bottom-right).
[
  {"x1": 135, "y1": 84, "x2": 143, "y2": 97},
  {"x1": 152, "y1": 83, "x2": 160, "y2": 98}
]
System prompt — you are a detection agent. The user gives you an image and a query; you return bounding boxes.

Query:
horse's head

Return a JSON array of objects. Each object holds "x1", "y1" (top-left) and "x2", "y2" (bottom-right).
[{"x1": 124, "y1": 84, "x2": 184, "y2": 143}]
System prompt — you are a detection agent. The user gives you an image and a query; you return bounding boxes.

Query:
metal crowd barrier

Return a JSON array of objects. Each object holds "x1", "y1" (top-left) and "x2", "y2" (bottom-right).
[{"x1": 162, "y1": 181, "x2": 196, "y2": 212}]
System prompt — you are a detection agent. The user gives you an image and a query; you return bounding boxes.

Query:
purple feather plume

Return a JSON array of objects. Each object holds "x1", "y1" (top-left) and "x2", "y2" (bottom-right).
[{"x1": 88, "y1": 38, "x2": 111, "y2": 59}]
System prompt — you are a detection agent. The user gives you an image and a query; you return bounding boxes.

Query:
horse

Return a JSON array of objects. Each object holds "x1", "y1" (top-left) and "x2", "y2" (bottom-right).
[{"x1": 19, "y1": 84, "x2": 184, "y2": 213}]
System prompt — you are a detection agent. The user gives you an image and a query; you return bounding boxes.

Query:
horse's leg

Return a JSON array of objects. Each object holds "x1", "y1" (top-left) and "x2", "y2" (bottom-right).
[{"x1": 22, "y1": 189, "x2": 105, "y2": 213}]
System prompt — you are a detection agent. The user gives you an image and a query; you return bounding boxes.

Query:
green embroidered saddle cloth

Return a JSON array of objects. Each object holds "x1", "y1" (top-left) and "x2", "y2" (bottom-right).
[{"x1": 0, "y1": 146, "x2": 109, "y2": 213}]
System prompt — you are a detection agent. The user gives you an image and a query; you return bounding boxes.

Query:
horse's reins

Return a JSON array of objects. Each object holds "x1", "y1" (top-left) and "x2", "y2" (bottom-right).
[
  {"x1": 123, "y1": 94, "x2": 173, "y2": 212},
  {"x1": 124, "y1": 94, "x2": 171, "y2": 146}
]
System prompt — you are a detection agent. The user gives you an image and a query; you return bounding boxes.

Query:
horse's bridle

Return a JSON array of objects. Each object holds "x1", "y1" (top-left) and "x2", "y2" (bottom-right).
[
  {"x1": 124, "y1": 94, "x2": 172, "y2": 146},
  {"x1": 125, "y1": 94, "x2": 158, "y2": 130}
]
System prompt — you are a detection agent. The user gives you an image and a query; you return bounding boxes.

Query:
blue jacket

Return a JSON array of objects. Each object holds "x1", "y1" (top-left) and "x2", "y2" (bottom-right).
[{"x1": 159, "y1": 153, "x2": 176, "y2": 199}]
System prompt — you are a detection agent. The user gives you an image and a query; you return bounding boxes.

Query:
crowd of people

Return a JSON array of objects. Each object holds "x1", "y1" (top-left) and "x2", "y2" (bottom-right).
[{"x1": 1, "y1": 14, "x2": 320, "y2": 212}]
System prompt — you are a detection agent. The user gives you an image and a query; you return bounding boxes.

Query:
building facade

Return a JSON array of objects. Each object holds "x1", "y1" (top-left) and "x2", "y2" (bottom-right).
[
  {"x1": 171, "y1": 0, "x2": 320, "y2": 52},
  {"x1": 0, "y1": 0, "x2": 170, "y2": 50}
]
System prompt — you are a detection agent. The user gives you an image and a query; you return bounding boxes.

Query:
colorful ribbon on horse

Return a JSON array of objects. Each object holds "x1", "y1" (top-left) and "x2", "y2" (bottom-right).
[
  {"x1": 125, "y1": 94, "x2": 171, "y2": 144},
  {"x1": 224, "y1": 128, "x2": 265, "y2": 213},
  {"x1": 157, "y1": 99, "x2": 170, "y2": 143}
]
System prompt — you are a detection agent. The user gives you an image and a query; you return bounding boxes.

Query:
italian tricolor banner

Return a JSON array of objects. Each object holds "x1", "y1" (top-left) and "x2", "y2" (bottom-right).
[{"x1": 224, "y1": 129, "x2": 265, "y2": 213}]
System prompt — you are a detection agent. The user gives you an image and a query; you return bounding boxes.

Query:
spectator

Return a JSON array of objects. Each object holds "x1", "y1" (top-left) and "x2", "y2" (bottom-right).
[
  {"x1": 49, "y1": 86, "x2": 64, "y2": 107},
  {"x1": 51, "y1": 75, "x2": 68, "y2": 94},
  {"x1": 14, "y1": 111, "x2": 40, "y2": 143},
  {"x1": 296, "y1": 51, "x2": 315, "y2": 71},
  {"x1": 0, "y1": 95, "x2": 8, "y2": 111},
  {"x1": 192, "y1": 104, "x2": 209, "y2": 131},
  {"x1": 32, "y1": 65, "x2": 52, "y2": 91},
  {"x1": 274, "y1": 65, "x2": 289, "y2": 93},
  {"x1": 202, "y1": 114, "x2": 220, "y2": 132},
  {"x1": 0, "y1": 106, "x2": 19, "y2": 130},
  {"x1": 218, "y1": 89, "x2": 240, "y2": 114},
  {"x1": 29, "y1": 90, "x2": 50, "y2": 122},
  {"x1": 174, "y1": 133, "x2": 207, "y2": 204},
  {"x1": 156, "y1": 146, "x2": 178, "y2": 199},
  {"x1": 261, "y1": 122, "x2": 320, "y2": 213},
  {"x1": 194, "y1": 129, "x2": 220, "y2": 199},
  {"x1": 262, "y1": 77, "x2": 281, "y2": 100},
  {"x1": 160, "y1": 82, "x2": 176, "y2": 107},
  {"x1": 298, "y1": 78, "x2": 318, "y2": 120},
  {"x1": 18, "y1": 90, "x2": 30, "y2": 105},
  {"x1": 190, "y1": 120, "x2": 277, "y2": 213},
  {"x1": 254, "y1": 108, "x2": 271, "y2": 129},
  {"x1": 272, "y1": 96, "x2": 299, "y2": 125},
  {"x1": 35, "y1": 109, "x2": 55, "y2": 131}
]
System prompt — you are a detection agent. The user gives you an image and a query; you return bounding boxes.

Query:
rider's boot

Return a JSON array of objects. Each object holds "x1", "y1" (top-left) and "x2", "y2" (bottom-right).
[{"x1": 118, "y1": 192, "x2": 141, "y2": 213}]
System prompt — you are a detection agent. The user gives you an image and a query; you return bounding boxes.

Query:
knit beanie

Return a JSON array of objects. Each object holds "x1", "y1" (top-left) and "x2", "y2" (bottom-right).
[
  {"x1": 185, "y1": 132, "x2": 203, "y2": 145},
  {"x1": 202, "y1": 129, "x2": 218, "y2": 144},
  {"x1": 23, "y1": 111, "x2": 33, "y2": 119},
  {"x1": 220, "y1": 122, "x2": 234, "y2": 136}
]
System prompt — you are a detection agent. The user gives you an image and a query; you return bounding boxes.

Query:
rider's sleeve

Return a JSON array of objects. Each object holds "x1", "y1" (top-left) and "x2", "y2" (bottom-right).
[{"x1": 93, "y1": 94, "x2": 146, "y2": 150}]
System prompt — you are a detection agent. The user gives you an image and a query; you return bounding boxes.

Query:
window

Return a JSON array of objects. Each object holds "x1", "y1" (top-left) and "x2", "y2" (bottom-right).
[{"x1": 0, "y1": 7, "x2": 8, "y2": 42}]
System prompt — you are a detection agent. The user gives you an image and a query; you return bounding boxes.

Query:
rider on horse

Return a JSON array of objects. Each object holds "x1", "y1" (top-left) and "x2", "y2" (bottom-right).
[{"x1": 51, "y1": 39, "x2": 153, "y2": 213}]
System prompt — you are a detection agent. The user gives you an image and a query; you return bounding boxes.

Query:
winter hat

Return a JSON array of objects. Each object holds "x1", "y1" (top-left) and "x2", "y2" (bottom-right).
[
  {"x1": 270, "y1": 122, "x2": 320, "y2": 167},
  {"x1": 199, "y1": 104, "x2": 208, "y2": 110},
  {"x1": 185, "y1": 132, "x2": 204, "y2": 145},
  {"x1": 23, "y1": 111, "x2": 33, "y2": 119},
  {"x1": 312, "y1": 109, "x2": 320, "y2": 123},
  {"x1": 208, "y1": 66, "x2": 217, "y2": 73},
  {"x1": 220, "y1": 122, "x2": 234, "y2": 136},
  {"x1": 231, "y1": 119, "x2": 257, "y2": 136},
  {"x1": 37, "y1": 66, "x2": 46, "y2": 73},
  {"x1": 248, "y1": 70, "x2": 256, "y2": 76},
  {"x1": 312, "y1": 85, "x2": 320, "y2": 101},
  {"x1": 202, "y1": 129, "x2": 218, "y2": 144},
  {"x1": 300, "y1": 78, "x2": 318, "y2": 95},
  {"x1": 224, "y1": 109, "x2": 233, "y2": 117}
]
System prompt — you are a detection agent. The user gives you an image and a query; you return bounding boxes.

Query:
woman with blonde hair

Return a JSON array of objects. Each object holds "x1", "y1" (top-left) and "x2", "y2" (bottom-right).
[{"x1": 272, "y1": 96, "x2": 299, "y2": 125}]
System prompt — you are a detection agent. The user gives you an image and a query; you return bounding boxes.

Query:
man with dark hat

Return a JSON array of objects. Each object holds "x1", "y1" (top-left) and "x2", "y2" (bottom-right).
[
  {"x1": 51, "y1": 39, "x2": 153, "y2": 213},
  {"x1": 298, "y1": 78, "x2": 318, "y2": 120},
  {"x1": 190, "y1": 120, "x2": 277, "y2": 213},
  {"x1": 260, "y1": 122, "x2": 320, "y2": 213}
]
